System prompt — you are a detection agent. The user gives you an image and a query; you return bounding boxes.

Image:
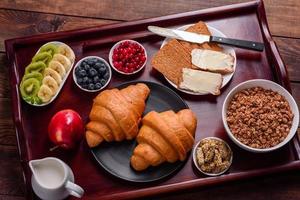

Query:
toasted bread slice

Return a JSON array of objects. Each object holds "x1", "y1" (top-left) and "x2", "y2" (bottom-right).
[
  {"x1": 179, "y1": 68, "x2": 223, "y2": 95},
  {"x1": 151, "y1": 39, "x2": 192, "y2": 85},
  {"x1": 191, "y1": 49, "x2": 234, "y2": 74}
]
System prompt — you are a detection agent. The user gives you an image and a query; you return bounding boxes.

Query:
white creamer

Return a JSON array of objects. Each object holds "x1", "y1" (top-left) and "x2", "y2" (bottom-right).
[{"x1": 29, "y1": 157, "x2": 84, "y2": 200}]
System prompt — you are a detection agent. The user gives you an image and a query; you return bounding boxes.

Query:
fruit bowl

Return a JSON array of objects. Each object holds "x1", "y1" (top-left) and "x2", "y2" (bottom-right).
[
  {"x1": 109, "y1": 40, "x2": 147, "y2": 75},
  {"x1": 20, "y1": 41, "x2": 75, "y2": 106},
  {"x1": 73, "y1": 56, "x2": 112, "y2": 92}
]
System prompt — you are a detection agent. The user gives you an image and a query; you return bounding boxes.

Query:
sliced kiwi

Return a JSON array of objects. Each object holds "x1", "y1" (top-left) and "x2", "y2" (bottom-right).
[
  {"x1": 39, "y1": 43, "x2": 58, "y2": 56},
  {"x1": 32, "y1": 52, "x2": 52, "y2": 65},
  {"x1": 22, "y1": 71, "x2": 43, "y2": 84},
  {"x1": 25, "y1": 61, "x2": 46, "y2": 74},
  {"x1": 32, "y1": 96, "x2": 42, "y2": 104},
  {"x1": 24, "y1": 96, "x2": 41, "y2": 104},
  {"x1": 20, "y1": 78, "x2": 41, "y2": 104}
]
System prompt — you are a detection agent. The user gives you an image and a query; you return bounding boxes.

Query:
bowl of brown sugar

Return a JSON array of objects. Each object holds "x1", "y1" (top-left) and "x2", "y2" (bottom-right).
[{"x1": 222, "y1": 79, "x2": 299, "y2": 153}]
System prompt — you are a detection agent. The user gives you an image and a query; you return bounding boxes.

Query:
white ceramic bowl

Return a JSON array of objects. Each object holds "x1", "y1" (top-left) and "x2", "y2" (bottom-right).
[
  {"x1": 108, "y1": 39, "x2": 147, "y2": 75},
  {"x1": 192, "y1": 137, "x2": 233, "y2": 176},
  {"x1": 222, "y1": 79, "x2": 299, "y2": 153},
  {"x1": 73, "y1": 56, "x2": 111, "y2": 92},
  {"x1": 23, "y1": 41, "x2": 75, "y2": 106}
]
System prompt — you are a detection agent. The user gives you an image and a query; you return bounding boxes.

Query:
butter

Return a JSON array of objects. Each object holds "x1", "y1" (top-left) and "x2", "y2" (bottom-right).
[
  {"x1": 179, "y1": 68, "x2": 223, "y2": 95},
  {"x1": 191, "y1": 49, "x2": 234, "y2": 74}
]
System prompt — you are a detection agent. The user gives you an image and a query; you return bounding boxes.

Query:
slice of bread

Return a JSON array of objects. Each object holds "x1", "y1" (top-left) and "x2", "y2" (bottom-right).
[
  {"x1": 151, "y1": 39, "x2": 192, "y2": 85},
  {"x1": 191, "y1": 49, "x2": 234, "y2": 74},
  {"x1": 179, "y1": 68, "x2": 223, "y2": 95}
]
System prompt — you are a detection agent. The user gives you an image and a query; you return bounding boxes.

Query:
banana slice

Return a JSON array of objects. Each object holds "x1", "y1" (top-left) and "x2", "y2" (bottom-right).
[
  {"x1": 48, "y1": 60, "x2": 66, "y2": 78},
  {"x1": 42, "y1": 76, "x2": 58, "y2": 95},
  {"x1": 52, "y1": 54, "x2": 72, "y2": 71},
  {"x1": 58, "y1": 44, "x2": 75, "y2": 63},
  {"x1": 44, "y1": 68, "x2": 62, "y2": 85},
  {"x1": 38, "y1": 85, "x2": 53, "y2": 103}
]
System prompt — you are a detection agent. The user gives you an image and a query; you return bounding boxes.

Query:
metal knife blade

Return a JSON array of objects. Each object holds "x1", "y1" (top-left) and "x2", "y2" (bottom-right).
[
  {"x1": 148, "y1": 26, "x2": 210, "y2": 44},
  {"x1": 147, "y1": 25, "x2": 264, "y2": 52}
]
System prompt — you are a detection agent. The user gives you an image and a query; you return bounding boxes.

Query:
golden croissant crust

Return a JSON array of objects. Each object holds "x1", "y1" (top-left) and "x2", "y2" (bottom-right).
[
  {"x1": 86, "y1": 83, "x2": 150, "y2": 147},
  {"x1": 130, "y1": 109, "x2": 197, "y2": 171}
]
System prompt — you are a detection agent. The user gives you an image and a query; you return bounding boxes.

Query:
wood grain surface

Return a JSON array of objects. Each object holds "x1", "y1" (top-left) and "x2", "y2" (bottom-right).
[
  {"x1": 0, "y1": 0, "x2": 299, "y2": 199},
  {"x1": 1, "y1": 0, "x2": 300, "y2": 37}
]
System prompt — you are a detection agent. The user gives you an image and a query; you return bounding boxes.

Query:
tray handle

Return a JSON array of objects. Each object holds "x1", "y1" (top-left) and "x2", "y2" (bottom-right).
[
  {"x1": 257, "y1": 0, "x2": 300, "y2": 159},
  {"x1": 257, "y1": 0, "x2": 291, "y2": 91},
  {"x1": 13, "y1": 83, "x2": 22, "y2": 129},
  {"x1": 9, "y1": 51, "x2": 23, "y2": 135},
  {"x1": 6, "y1": 41, "x2": 33, "y2": 199}
]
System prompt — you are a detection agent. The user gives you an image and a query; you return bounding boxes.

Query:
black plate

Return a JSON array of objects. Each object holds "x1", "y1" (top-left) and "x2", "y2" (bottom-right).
[{"x1": 91, "y1": 81, "x2": 189, "y2": 183}]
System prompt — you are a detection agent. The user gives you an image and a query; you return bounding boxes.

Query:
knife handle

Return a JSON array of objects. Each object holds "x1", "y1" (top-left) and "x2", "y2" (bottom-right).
[{"x1": 210, "y1": 36, "x2": 264, "y2": 52}]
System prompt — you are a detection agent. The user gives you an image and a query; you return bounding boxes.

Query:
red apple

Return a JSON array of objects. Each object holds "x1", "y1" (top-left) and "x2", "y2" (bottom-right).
[{"x1": 48, "y1": 109, "x2": 84, "y2": 149}]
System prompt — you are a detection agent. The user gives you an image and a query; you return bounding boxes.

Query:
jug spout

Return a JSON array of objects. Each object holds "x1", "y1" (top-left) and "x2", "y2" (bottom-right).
[{"x1": 29, "y1": 158, "x2": 44, "y2": 177}]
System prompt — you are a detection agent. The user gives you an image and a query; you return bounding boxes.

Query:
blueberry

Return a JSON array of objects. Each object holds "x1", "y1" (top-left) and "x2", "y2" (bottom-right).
[
  {"x1": 100, "y1": 79, "x2": 106, "y2": 85},
  {"x1": 88, "y1": 83, "x2": 95, "y2": 90},
  {"x1": 95, "y1": 82, "x2": 102, "y2": 89},
  {"x1": 87, "y1": 59, "x2": 95, "y2": 66},
  {"x1": 85, "y1": 64, "x2": 91, "y2": 71},
  {"x1": 81, "y1": 62, "x2": 87, "y2": 68},
  {"x1": 78, "y1": 65, "x2": 84, "y2": 71},
  {"x1": 78, "y1": 70, "x2": 87, "y2": 77},
  {"x1": 92, "y1": 58, "x2": 99, "y2": 63},
  {"x1": 103, "y1": 72, "x2": 110, "y2": 80},
  {"x1": 81, "y1": 60, "x2": 87, "y2": 66},
  {"x1": 88, "y1": 77, "x2": 93, "y2": 84},
  {"x1": 94, "y1": 62, "x2": 102, "y2": 70},
  {"x1": 98, "y1": 66, "x2": 107, "y2": 76},
  {"x1": 88, "y1": 68, "x2": 98, "y2": 77},
  {"x1": 93, "y1": 76, "x2": 100, "y2": 84},
  {"x1": 82, "y1": 76, "x2": 89, "y2": 84},
  {"x1": 77, "y1": 77, "x2": 83, "y2": 84},
  {"x1": 100, "y1": 62, "x2": 106, "y2": 67},
  {"x1": 75, "y1": 67, "x2": 81, "y2": 76}
]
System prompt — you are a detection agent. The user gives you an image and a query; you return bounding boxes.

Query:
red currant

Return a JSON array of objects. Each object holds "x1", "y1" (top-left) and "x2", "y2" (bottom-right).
[{"x1": 112, "y1": 40, "x2": 146, "y2": 73}]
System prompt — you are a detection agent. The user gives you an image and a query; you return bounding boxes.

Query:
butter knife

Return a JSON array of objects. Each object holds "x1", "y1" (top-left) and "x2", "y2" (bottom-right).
[{"x1": 148, "y1": 26, "x2": 264, "y2": 52}]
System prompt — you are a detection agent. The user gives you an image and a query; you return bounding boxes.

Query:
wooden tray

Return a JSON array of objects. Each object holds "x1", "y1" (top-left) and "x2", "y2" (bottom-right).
[{"x1": 5, "y1": 0, "x2": 300, "y2": 199}]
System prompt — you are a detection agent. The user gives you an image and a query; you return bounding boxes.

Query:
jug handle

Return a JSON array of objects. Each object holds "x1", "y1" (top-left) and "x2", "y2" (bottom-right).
[{"x1": 66, "y1": 181, "x2": 84, "y2": 198}]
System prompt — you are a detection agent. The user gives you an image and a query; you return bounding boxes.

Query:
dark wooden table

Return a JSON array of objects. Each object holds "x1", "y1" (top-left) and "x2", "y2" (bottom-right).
[{"x1": 0, "y1": 0, "x2": 300, "y2": 199}]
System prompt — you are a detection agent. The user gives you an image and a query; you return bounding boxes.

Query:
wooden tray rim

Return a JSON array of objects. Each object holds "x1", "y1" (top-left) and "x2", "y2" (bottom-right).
[{"x1": 4, "y1": 0, "x2": 300, "y2": 199}]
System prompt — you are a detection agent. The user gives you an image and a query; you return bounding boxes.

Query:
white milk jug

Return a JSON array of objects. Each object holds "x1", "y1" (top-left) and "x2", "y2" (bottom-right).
[{"x1": 29, "y1": 157, "x2": 84, "y2": 200}]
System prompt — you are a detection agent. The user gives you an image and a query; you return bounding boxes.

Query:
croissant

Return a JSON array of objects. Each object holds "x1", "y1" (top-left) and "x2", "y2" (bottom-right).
[
  {"x1": 130, "y1": 109, "x2": 197, "y2": 171},
  {"x1": 86, "y1": 83, "x2": 150, "y2": 147}
]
